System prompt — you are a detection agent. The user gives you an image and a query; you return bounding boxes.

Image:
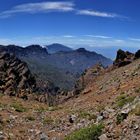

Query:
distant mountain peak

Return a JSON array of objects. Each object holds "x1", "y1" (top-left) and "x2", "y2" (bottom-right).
[
  {"x1": 76, "y1": 48, "x2": 87, "y2": 52},
  {"x1": 46, "y1": 43, "x2": 72, "y2": 54},
  {"x1": 25, "y1": 44, "x2": 46, "y2": 51},
  {"x1": 25, "y1": 45, "x2": 48, "y2": 55}
]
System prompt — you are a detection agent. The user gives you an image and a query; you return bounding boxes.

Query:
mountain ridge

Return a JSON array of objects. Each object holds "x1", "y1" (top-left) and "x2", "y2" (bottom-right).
[{"x1": 0, "y1": 44, "x2": 112, "y2": 90}]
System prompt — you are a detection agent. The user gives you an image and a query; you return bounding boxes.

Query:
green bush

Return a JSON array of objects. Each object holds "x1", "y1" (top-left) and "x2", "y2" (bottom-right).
[{"x1": 64, "y1": 124, "x2": 104, "y2": 140}]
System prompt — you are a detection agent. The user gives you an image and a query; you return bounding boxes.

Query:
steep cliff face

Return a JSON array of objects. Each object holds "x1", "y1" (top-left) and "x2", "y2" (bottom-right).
[{"x1": 0, "y1": 51, "x2": 36, "y2": 97}]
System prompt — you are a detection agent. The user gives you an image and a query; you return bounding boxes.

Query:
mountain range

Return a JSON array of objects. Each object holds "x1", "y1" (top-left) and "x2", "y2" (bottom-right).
[{"x1": 0, "y1": 44, "x2": 112, "y2": 90}]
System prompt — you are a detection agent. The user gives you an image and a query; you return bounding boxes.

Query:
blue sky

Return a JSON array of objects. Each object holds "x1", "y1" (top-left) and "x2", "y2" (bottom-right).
[{"x1": 0, "y1": 0, "x2": 140, "y2": 58}]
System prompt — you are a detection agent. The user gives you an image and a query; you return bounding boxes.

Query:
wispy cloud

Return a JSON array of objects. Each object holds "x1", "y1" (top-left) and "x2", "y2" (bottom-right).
[
  {"x1": 0, "y1": 1, "x2": 127, "y2": 19},
  {"x1": 85, "y1": 35, "x2": 112, "y2": 39},
  {"x1": 129, "y1": 38, "x2": 140, "y2": 42},
  {"x1": 0, "y1": 2, "x2": 74, "y2": 18},
  {"x1": 114, "y1": 39, "x2": 125, "y2": 43},
  {"x1": 76, "y1": 10, "x2": 123, "y2": 18},
  {"x1": 63, "y1": 35, "x2": 76, "y2": 38}
]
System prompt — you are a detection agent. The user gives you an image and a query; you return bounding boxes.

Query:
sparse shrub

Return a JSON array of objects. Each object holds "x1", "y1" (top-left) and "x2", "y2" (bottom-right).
[
  {"x1": 78, "y1": 111, "x2": 90, "y2": 118},
  {"x1": 0, "y1": 103, "x2": 6, "y2": 109},
  {"x1": 64, "y1": 124, "x2": 104, "y2": 140},
  {"x1": 25, "y1": 116, "x2": 35, "y2": 121},
  {"x1": 36, "y1": 106, "x2": 48, "y2": 113},
  {"x1": 11, "y1": 102, "x2": 28, "y2": 112},
  {"x1": 132, "y1": 103, "x2": 140, "y2": 116},
  {"x1": 135, "y1": 88, "x2": 140, "y2": 93},
  {"x1": 0, "y1": 124, "x2": 3, "y2": 131},
  {"x1": 48, "y1": 106, "x2": 62, "y2": 111},
  {"x1": 96, "y1": 105, "x2": 105, "y2": 112},
  {"x1": 116, "y1": 94, "x2": 135, "y2": 108},
  {"x1": 0, "y1": 93, "x2": 3, "y2": 97},
  {"x1": 88, "y1": 114, "x2": 97, "y2": 121},
  {"x1": 43, "y1": 117, "x2": 54, "y2": 125},
  {"x1": 116, "y1": 114, "x2": 125, "y2": 124},
  {"x1": 78, "y1": 111, "x2": 97, "y2": 121}
]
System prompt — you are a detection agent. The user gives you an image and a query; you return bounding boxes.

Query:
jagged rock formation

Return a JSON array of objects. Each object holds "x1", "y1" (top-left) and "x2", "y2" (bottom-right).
[
  {"x1": 113, "y1": 49, "x2": 134, "y2": 67},
  {"x1": 0, "y1": 51, "x2": 36, "y2": 97}
]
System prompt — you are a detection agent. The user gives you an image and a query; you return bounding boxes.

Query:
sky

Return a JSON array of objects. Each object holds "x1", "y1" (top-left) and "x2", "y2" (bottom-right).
[{"x1": 0, "y1": 0, "x2": 140, "y2": 58}]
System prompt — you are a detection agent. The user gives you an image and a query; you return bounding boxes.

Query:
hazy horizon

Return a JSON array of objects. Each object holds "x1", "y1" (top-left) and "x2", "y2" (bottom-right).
[{"x1": 0, "y1": 42, "x2": 138, "y2": 60}]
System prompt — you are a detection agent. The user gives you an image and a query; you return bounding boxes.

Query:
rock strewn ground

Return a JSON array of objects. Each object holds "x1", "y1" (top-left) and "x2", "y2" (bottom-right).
[{"x1": 1, "y1": 54, "x2": 140, "y2": 139}]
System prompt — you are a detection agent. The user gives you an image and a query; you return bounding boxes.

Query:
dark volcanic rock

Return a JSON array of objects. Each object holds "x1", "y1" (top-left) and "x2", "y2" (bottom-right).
[
  {"x1": 0, "y1": 51, "x2": 36, "y2": 97},
  {"x1": 135, "y1": 50, "x2": 140, "y2": 59},
  {"x1": 113, "y1": 49, "x2": 134, "y2": 67}
]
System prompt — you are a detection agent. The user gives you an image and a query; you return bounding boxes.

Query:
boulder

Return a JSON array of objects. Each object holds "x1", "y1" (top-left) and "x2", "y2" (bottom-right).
[
  {"x1": 99, "y1": 134, "x2": 108, "y2": 140},
  {"x1": 113, "y1": 49, "x2": 134, "y2": 67}
]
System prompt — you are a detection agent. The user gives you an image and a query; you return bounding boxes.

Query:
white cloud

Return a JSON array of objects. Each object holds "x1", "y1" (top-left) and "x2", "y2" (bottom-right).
[
  {"x1": 114, "y1": 39, "x2": 125, "y2": 43},
  {"x1": 77, "y1": 10, "x2": 124, "y2": 18},
  {"x1": 129, "y1": 38, "x2": 140, "y2": 42},
  {"x1": 63, "y1": 35, "x2": 75, "y2": 38},
  {"x1": 85, "y1": 35, "x2": 112, "y2": 39},
  {"x1": 0, "y1": 2, "x2": 74, "y2": 18},
  {"x1": 0, "y1": 1, "x2": 127, "y2": 19}
]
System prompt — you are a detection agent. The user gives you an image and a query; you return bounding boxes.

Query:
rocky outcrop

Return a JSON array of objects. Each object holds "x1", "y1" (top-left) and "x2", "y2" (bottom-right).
[
  {"x1": 74, "y1": 63, "x2": 105, "y2": 95},
  {"x1": 135, "y1": 50, "x2": 140, "y2": 59},
  {"x1": 113, "y1": 49, "x2": 134, "y2": 67},
  {"x1": 0, "y1": 51, "x2": 36, "y2": 97}
]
